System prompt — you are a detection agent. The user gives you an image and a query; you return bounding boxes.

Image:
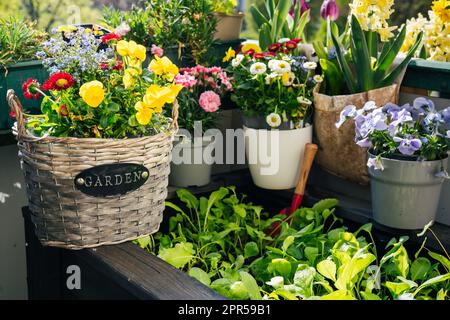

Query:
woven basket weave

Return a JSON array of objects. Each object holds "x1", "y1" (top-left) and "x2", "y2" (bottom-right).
[{"x1": 7, "y1": 89, "x2": 178, "y2": 249}]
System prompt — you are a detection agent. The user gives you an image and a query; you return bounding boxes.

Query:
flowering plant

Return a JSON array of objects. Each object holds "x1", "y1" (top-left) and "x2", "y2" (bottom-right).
[
  {"x1": 401, "y1": 0, "x2": 450, "y2": 62},
  {"x1": 314, "y1": 0, "x2": 423, "y2": 95},
  {"x1": 225, "y1": 41, "x2": 321, "y2": 128},
  {"x1": 173, "y1": 65, "x2": 232, "y2": 133},
  {"x1": 21, "y1": 27, "x2": 182, "y2": 139},
  {"x1": 208, "y1": 0, "x2": 239, "y2": 15},
  {"x1": 336, "y1": 98, "x2": 450, "y2": 169}
]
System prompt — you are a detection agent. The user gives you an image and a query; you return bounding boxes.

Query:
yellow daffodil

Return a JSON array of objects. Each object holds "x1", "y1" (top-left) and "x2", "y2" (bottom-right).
[
  {"x1": 116, "y1": 40, "x2": 130, "y2": 56},
  {"x1": 149, "y1": 56, "x2": 179, "y2": 81},
  {"x1": 79, "y1": 81, "x2": 105, "y2": 108},
  {"x1": 123, "y1": 68, "x2": 139, "y2": 89},
  {"x1": 223, "y1": 47, "x2": 236, "y2": 62},
  {"x1": 241, "y1": 43, "x2": 262, "y2": 54},
  {"x1": 135, "y1": 101, "x2": 154, "y2": 125}
]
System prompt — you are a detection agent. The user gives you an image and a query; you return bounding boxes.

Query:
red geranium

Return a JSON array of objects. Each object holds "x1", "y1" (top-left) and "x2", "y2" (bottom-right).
[
  {"x1": 268, "y1": 43, "x2": 282, "y2": 52},
  {"x1": 22, "y1": 78, "x2": 41, "y2": 100},
  {"x1": 101, "y1": 33, "x2": 121, "y2": 43},
  {"x1": 59, "y1": 105, "x2": 69, "y2": 117},
  {"x1": 43, "y1": 72, "x2": 74, "y2": 91}
]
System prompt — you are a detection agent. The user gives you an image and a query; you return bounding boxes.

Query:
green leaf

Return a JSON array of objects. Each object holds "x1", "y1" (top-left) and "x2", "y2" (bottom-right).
[
  {"x1": 176, "y1": 189, "x2": 199, "y2": 211},
  {"x1": 386, "y1": 281, "x2": 411, "y2": 297},
  {"x1": 106, "y1": 102, "x2": 120, "y2": 112},
  {"x1": 305, "y1": 247, "x2": 319, "y2": 264},
  {"x1": 188, "y1": 267, "x2": 211, "y2": 286},
  {"x1": 330, "y1": 23, "x2": 357, "y2": 93},
  {"x1": 233, "y1": 204, "x2": 246, "y2": 218},
  {"x1": 321, "y1": 290, "x2": 355, "y2": 300},
  {"x1": 414, "y1": 273, "x2": 450, "y2": 296},
  {"x1": 428, "y1": 252, "x2": 450, "y2": 271},
  {"x1": 229, "y1": 281, "x2": 250, "y2": 300},
  {"x1": 295, "y1": 9, "x2": 309, "y2": 39},
  {"x1": 274, "y1": 0, "x2": 291, "y2": 41},
  {"x1": 312, "y1": 198, "x2": 339, "y2": 214},
  {"x1": 411, "y1": 257, "x2": 432, "y2": 281},
  {"x1": 317, "y1": 259, "x2": 337, "y2": 282},
  {"x1": 268, "y1": 258, "x2": 292, "y2": 278},
  {"x1": 437, "y1": 289, "x2": 447, "y2": 300},
  {"x1": 313, "y1": 41, "x2": 328, "y2": 60},
  {"x1": 335, "y1": 247, "x2": 376, "y2": 291},
  {"x1": 350, "y1": 15, "x2": 373, "y2": 91},
  {"x1": 360, "y1": 291, "x2": 381, "y2": 300},
  {"x1": 135, "y1": 235, "x2": 150, "y2": 249},
  {"x1": 157, "y1": 242, "x2": 195, "y2": 269},
  {"x1": 265, "y1": 0, "x2": 276, "y2": 18},
  {"x1": 282, "y1": 235, "x2": 295, "y2": 252},
  {"x1": 374, "y1": 25, "x2": 406, "y2": 82},
  {"x1": 244, "y1": 242, "x2": 259, "y2": 258},
  {"x1": 293, "y1": 264, "x2": 316, "y2": 298},
  {"x1": 250, "y1": 5, "x2": 269, "y2": 28},
  {"x1": 240, "y1": 271, "x2": 262, "y2": 300}
]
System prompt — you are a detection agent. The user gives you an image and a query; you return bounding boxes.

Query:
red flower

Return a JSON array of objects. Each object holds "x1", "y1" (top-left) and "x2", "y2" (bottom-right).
[
  {"x1": 101, "y1": 33, "x2": 121, "y2": 43},
  {"x1": 254, "y1": 53, "x2": 266, "y2": 59},
  {"x1": 22, "y1": 78, "x2": 41, "y2": 100},
  {"x1": 113, "y1": 60, "x2": 123, "y2": 71},
  {"x1": 100, "y1": 63, "x2": 108, "y2": 70},
  {"x1": 59, "y1": 105, "x2": 69, "y2": 117},
  {"x1": 9, "y1": 110, "x2": 15, "y2": 119},
  {"x1": 43, "y1": 72, "x2": 74, "y2": 91},
  {"x1": 285, "y1": 40, "x2": 298, "y2": 50},
  {"x1": 264, "y1": 52, "x2": 276, "y2": 57},
  {"x1": 268, "y1": 43, "x2": 282, "y2": 52},
  {"x1": 236, "y1": 44, "x2": 243, "y2": 54},
  {"x1": 292, "y1": 38, "x2": 303, "y2": 43},
  {"x1": 245, "y1": 49, "x2": 255, "y2": 56}
]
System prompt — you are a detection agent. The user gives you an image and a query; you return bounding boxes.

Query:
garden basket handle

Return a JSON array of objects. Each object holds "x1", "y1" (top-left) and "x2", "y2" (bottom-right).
[
  {"x1": 170, "y1": 99, "x2": 179, "y2": 132},
  {"x1": 7, "y1": 89, "x2": 26, "y2": 139}
]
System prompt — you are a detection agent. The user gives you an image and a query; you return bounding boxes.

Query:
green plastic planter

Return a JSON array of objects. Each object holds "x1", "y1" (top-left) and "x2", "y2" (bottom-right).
[{"x1": 0, "y1": 60, "x2": 48, "y2": 131}]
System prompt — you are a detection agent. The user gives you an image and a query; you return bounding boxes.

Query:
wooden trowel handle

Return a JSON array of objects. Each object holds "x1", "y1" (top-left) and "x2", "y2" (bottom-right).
[{"x1": 294, "y1": 143, "x2": 318, "y2": 196}]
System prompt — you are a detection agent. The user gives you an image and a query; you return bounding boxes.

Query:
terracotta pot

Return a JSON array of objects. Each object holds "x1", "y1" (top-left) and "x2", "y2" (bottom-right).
[
  {"x1": 313, "y1": 84, "x2": 399, "y2": 184},
  {"x1": 213, "y1": 12, "x2": 244, "y2": 41}
]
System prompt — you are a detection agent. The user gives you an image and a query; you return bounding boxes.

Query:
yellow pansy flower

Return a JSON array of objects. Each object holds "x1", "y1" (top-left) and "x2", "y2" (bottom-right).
[
  {"x1": 128, "y1": 59, "x2": 143, "y2": 74},
  {"x1": 123, "y1": 68, "x2": 139, "y2": 89},
  {"x1": 166, "y1": 84, "x2": 184, "y2": 103},
  {"x1": 223, "y1": 47, "x2": 236, "y2": 62},
  {"x1": 149, "y1": 56, "x2": 179, "y2": 81},
  {"x1": 241, "y1": 43, "x2": 262, "y2": 54},
  {"x1": 144, "y1": 85, "x2": 172, "y2": 112},
  {"x1": 79, "y1": 81, "x2": 105, "y2": 108},
  {"x1": 135, "y1": 101, "x2": 154, "y2": 125},
  {"x1": 117, "y1": 40, "x2": 130, "y2": 56},
  {"x1": 127, "y1": 40, "x2": 147, "y2": 61}
]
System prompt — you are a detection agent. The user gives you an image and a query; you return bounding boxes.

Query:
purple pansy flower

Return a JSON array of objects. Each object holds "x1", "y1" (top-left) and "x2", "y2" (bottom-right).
[
  {"x1": 356, "y1": 137, "x2": 372, "y2": 148},
  {"x1": 440, "y1": 107, "x2": 450, "y2": 125},
  {"x1": 367, "y1": 157, "x2": 384, "y2": 171},
  {"x1": 414, "y1": 97, "x2": 435, "y2": 112},
  {"x1": 393, "y1": 137, "x2": 422, "y2": 156},
  {"x1": 391, "y1": 108, "x2": 413, "y2": 127},
  {"x1": 336, "y1": 105, "x2": 357, "y2": 128}
]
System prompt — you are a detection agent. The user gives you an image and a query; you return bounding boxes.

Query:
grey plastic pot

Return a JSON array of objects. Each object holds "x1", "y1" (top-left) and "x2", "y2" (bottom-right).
[
  {"x1": 368, "y1": 153, "x2": 449, "y2": 230},
  {"x1": 169, "y1": 136, "x2": 214, "y2": 188}
]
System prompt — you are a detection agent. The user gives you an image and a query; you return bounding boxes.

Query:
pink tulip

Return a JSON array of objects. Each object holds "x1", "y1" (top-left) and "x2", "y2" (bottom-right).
[{"x1": 320, "y1": 0, "x2": 340, "y2": 21}]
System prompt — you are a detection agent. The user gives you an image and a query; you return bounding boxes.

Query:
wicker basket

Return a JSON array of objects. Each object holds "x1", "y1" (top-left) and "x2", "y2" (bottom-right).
[{"x1": 7, "y1": 89, "x2": 178, "y2": 249}]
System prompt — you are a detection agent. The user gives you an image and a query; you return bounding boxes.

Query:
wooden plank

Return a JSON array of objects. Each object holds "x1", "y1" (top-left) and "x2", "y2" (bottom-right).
[{"x1": 77, "y1": 242, "x2": 225, "y2": 300}]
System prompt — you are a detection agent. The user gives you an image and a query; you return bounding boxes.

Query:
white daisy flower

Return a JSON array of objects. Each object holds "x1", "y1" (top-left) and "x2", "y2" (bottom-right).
[
  {"x1": 313, "y1": 75, "x2": 323, "y2": 83},
  {"x1": 231, "y1": 54, "x2": 244, "y2": 67},
  {"x1": 297, "y1": 96, "x2": 312, "y2": 106},
  {"x1": 303, "y1": 61, "x2": 317, "y2": 70},
  {"x1": 270, "y1": 60, "x2": 291, "y2": 74},
  {"x1": 278, "y1": 38, "x2": 291, "y2": 43},
  {"x1": 250, "y1": 62, "x2": 267, "y2": 75},
  {"x1": 282, "y1": 72, "x2": 295, "y2": 86},
  {"x1": 266, "y1": 113, "x2": 282, "y2": 128}
]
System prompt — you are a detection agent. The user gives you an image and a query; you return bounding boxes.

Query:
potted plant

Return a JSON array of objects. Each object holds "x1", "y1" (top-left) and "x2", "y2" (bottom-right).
[
  {"x1": 0, "y1": 16, "x2": 47, "y2": 131},
  {"x1": 337, "y1": 98, "x2": 450, "y2": 229},
  {"x1": 102, "y1": 0, "x2": 221, "y2": 68},
  {"x1": 209, "y1": 0, "x2": 244, "y2": 41},
  {"x1": 169, "y1": 65, "x2": 232, "y2": 187},
  {"x1": 312, "y1": 0, "x2": 423, "y2": 184},
  {"x1": 225, "y1": 37, "x2": 321, "y2": 190},
  {"x1": 8, "y1": 27, "x2": 183, "y2": 249}
]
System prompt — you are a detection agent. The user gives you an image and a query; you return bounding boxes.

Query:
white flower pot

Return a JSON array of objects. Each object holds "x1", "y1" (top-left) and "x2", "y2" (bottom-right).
[{"x1": 244, "y1": 126, "x2": 313, "y2": 190}]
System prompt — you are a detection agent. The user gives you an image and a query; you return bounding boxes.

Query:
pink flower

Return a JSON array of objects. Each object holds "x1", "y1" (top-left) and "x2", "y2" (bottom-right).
[
  {"x1": 194, "y1": 65, "x2": 207, "y2": 74},
  {"x1": 114, "y1": 22, "x2": 130, "y2": 36},
  {"x1": 199, "y1": 91, "x2": 221, "y2": 113},
  {"x1": 174, "y1": 72, "x2": 197, "y2": 88},
  {"x1": 206, "y1": 66, "x2": 222, "y2": 74},
  {"x1": 151, "y1": 44, "x2": 164, "y2": 57}
]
